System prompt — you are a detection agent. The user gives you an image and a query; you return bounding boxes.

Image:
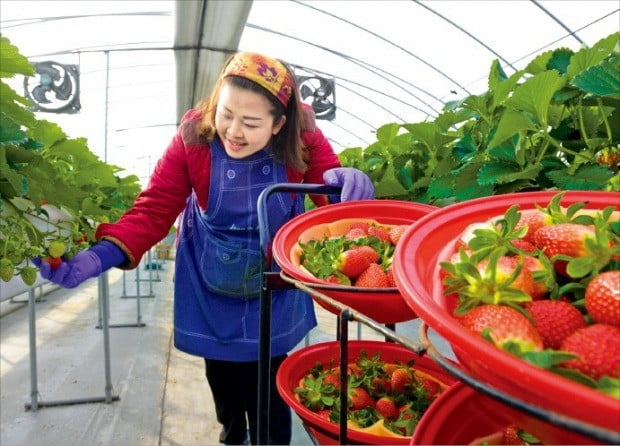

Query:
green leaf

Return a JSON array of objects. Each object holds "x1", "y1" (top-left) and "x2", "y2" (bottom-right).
[
  {"x1": 567, "y1": 32, "x2": 619, "y2": 79},
  {"x1": 427, "y1": 173, "x2": 455, "y2": 199},
  {"x1": 547, "y1": 48, "x2": 574, "y2": 75},
  {"x1": 488, "y1": 110, "x2": 538, "y2": 148},
  {"x1": 454, "y1": 163, "x2": 494, "y2": 201},
  {"x1": 27, "y1": 120, "x2": 66, "y2": 148},
  {"x1": 0, "y1": 36, "x2": 35, "y2": 77},
  {"x1": 525, "y1": 50, "x2": 553, "y2": 75},
  {"x1": 547, "y1": 163, "x2": 614, "y2": 190},
  {"x1": 491, "y1": 69, "x2": 524, "y2": 110},
  {"x1": 375, "y1": 123, "x2": 400, "y2": 146},
  {"x1": 478, "y1": 161, "x2": 541, "y2": 185},
  {"x1": 597, "y1": 376, "x2": 620, "y2": 398},
  {"x1": 0, "y1": 113, "x2": 27, "y2": 146},
  {"x1": 571, "y1": 56, "x2": 620, "y2": 97},
  {"x1": 461, "y1": 95, "x2": 489, "y2": 121},
  {"x1": 374, "y1": 164, "x2": 407, "y2": 198},
  {"x1": 505, "y1": 71, "x2": 565, "y2": 126},
  {"x1": 401, "y1": 122, "x2": 440, "y2": 150}
]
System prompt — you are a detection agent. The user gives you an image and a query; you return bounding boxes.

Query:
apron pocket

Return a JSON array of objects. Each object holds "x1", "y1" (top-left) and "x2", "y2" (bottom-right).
[{"x1": 201, "y1": 233, "x2": 261, "y2": 299}]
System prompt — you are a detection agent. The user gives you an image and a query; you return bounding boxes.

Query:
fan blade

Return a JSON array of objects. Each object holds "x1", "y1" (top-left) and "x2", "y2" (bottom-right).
[
  {"x1": 315, "y1": 81, "x2": 333, "y2": 98},
  {"x1": 31, "y1": 86, "x2": 51, "y2": 104},
  {"x1": 300, "y1": 84, "x2": 314, "y2": 100},
  {"x1": 51, "y1": 75, "x2": 73, "y2": 100}
]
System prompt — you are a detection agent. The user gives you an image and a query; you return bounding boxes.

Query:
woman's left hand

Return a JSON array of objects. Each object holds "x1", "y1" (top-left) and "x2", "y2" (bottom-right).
[{"x1": 322, "y1": 167, "x2": 374, "y2": 202}]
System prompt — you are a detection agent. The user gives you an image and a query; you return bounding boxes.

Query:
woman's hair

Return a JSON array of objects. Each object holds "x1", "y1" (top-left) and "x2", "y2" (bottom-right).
[{"x1": 195, "y1": 55, "x2": 307, "y2": 172}]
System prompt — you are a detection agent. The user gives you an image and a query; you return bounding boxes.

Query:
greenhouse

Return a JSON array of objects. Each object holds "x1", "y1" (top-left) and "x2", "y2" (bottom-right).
[{"x1": 1, "y1": 1, "x2": 619, "y2": 445}]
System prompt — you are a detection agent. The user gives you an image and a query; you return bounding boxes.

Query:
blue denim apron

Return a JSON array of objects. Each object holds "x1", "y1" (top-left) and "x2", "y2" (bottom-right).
[{"x1": 173, "y1": 139, "x2": 317, "y2": 361}]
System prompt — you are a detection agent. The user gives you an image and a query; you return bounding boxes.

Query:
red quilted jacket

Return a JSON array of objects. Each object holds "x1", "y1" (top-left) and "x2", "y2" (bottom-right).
[{"x1": 96, "y1": 109, "x2": 341, "y2": 267}]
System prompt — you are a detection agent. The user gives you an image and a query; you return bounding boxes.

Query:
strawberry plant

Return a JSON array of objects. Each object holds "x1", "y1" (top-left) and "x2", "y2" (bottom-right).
[
  {"x1": 339, "y1": 32, "x2": 619, "y2": 204},
  {"x1": 0, "y1": 37, "x2": 141, "y2": 285}
]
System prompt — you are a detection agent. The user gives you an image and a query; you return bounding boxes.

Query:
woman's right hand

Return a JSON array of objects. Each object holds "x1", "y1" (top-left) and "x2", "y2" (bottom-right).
[
  {"x1": 32, "y1": 240, "x2": 127, "y2": 288},
  {"x1": 33, "y1": 250, "x2": 103, "y2": 288}
]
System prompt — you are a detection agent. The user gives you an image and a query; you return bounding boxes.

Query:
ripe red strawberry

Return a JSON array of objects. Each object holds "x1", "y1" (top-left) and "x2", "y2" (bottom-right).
[
  {"x1": 335, "y1": 246, "x2": 379, "y2": 279},
  {"x1": 525, "y1": 300, "x2": 586, "y2": 349},
  {"x1": 354, "y1": 263, "x2": 389, "y2": 288},
  {"x1": 509, "y1": 238, "x2": 536, "y2": 253},
  {"x1": 388, "y1": 225, "x2": 409, "y2": 246},
  {"x1": 390, "y1": 368, "x2": 411, "y2": 394},
  {"x1": 533, "y1": 223, "x2": 596, "y2": 276},
  {"x1": 386, "y1": 265, "x2": 396, "y2": 287},
  {"x1": 585, "y1": 270, "x2": 620, "y2": 327},
  {"x1": 515, "y1": 209, "x2": 554, "y2": 244},
  {"x1": 345, "y1": 227, "x2": 367, "y2": 240},
  {"x1": 560, "y1": 324, "x2": 620, "y2": 380},
  {"x1": 502, "y1": 425, "x2": 534, "y2": 445},
  {"x1": 521, "y1": 256, "x2": 550, "y2": 300},
  {"x1": 348, "y1": 387, "x2": 375, "y2": 410},
  {"x1": 460, "y1": 304, "x2": 544, "y2": 352},
  {"x1": 316, "y1": 409, "x2": 331, "y2": 420},
  {"x1": 419, "y1": 378, "x2": 441, "y2": 400},
  {"x1": 322, "y1": 371, "x2": 340, "y2": 389},
  {"x1": 367, "y1": 225, "x2": 391, "y2": 243},
  {"x1": 375, "y1": 396, "x2": 399, "y2": 420},
  {"x1": 371, "y1": 376, "x2": 391, "y2": 394},
  {"x1": 42, "y1": 256, "x2": 63, "y2": 270}
]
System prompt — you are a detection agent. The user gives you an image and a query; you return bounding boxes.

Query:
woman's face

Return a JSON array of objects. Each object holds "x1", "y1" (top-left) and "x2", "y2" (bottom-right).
[{"x1": 215, "y1": 82, "x2": 286, "y2": 159}]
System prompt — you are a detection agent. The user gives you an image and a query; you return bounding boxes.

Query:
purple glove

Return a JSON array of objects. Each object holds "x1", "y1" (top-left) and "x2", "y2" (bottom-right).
[
  {"x1": 33, "y1": 241, "x2": 127, "y2": 289},
  {"x1": 323, "y1": 167, "x2": 374, "y2": 202}
]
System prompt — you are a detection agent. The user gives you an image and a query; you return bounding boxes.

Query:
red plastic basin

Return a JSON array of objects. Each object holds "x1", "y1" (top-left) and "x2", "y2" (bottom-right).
[
  {"x1": 411, "y1": 382, "x2": 601, "y2": 445},
  {"x1": 393, "y1": 191, "x2": 620, "y2": 435},
  {"x1": 276, "y1": 340, "x2": 457, "y2": 445},
  {"x1": 272, "y1": 199, "x2": 437, "y2": 323}
]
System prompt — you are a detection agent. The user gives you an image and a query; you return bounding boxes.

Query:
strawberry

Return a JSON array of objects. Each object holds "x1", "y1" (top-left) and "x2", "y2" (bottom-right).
[
  {"x1": 371, "y1": 376, "x2": 391, "y2": 395},
  {"x1": 560, "y1": 324, "x2": 620, "y2": 380},
  {"x1": 533, "y1": 223, "x2": 595, "y2": 276},
  {"x1": 345, "y1": 227, "x2": 367, "y2": 240},
  {"x1": 460, "y1": 304, "x2": 544, "y2": 352},
  {"x1": 349, "y1": 386, "x2": 374, "y2": 410},
  {"x1": 503, "y1": 424, "x2": 525, "y2": 445},
  {"x1": 322, "y1": 370, "x2": 341, "y2": 389},
  {"x1": 349, "y1": 221, "x2": 369, "y2": 233},
  {"x1": 525, "y1": 300, "x2": 586, "y2": 349},
  {"x1": 509, "y1": 239, "x2": 536, "y2": 253},
  {"x1": 419, "y1": 378, "x2": 441, "y2": 400},
  {"x1": 367, "y1": 225, "x2": 391, "y2": 243},
  {"x1": 335, "y1": 246, "x2": 378, "y2": 279},
  {"x1": 0, "y1": 258, "x2": 15, "y2": 282},
  {"x1": 515, "y1": 209, "x2": 554, "y2": 244},
  {"x1": 388, "y1": 225, "x2": 409, "y2": 246},
  {"x1": 42, "y1": 256, "x2": 63, "y2": 270},
  {"x1": 390, "y1": 368, "x2": 411, "y2": 394},
  {"x1": 48, "y1": 240, "x2": 67, "y2": 258},
  {"x1": 354, "y1": 263, "x2": 389, "y2": 288},
  {"x1": 20, "y1": 266, "x2": 38, "y2": 286},
  {"x1": 375, "y1": 396, "x2": 399, "y2": 420},
  {"x1": 316, "y1": 409, "x2": 331, "y2": 420},
  {"x1": 585, "y1": 270, "x2": 620, "y2": 327},
  {"x1": 386, "y1": 265, "x2": 397, "y2": 287},
  {"x1": 454, "y1": 222, "x2": 495, "y2": 251},
  {"x1": 521, "y1": 256, "x2": 550, "y2": 300}
]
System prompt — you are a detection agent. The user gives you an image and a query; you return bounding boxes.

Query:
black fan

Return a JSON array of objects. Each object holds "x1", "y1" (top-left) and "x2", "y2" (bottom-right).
[
  {"x1": 24, "y1": 61, "x2": 81, "y2": 113},
  {"x1": 298, "y1": 75, "x2": 336, "y2": 121}
]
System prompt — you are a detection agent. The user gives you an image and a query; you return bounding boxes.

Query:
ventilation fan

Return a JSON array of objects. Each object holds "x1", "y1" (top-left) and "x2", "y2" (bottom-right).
[
  {"x1": 298, "y1": 75, "x2": 336, "y2": 121},
  {"x1": 24, "y1": 61, "x2": 81, "y2": 113}
]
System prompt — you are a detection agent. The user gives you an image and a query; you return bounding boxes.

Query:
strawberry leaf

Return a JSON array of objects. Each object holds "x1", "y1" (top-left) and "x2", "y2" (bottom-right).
[{"x1": 596, "y1": 376, "x2": 620, "y2": 399}]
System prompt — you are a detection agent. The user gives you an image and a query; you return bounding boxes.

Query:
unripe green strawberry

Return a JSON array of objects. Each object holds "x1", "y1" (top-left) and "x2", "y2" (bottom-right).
[
  {"x1": 0, "y1": 258, "x2": 15, "y2": 282},
  {"x1": 20, "y1": 266, "x2": 38, "y2": 286},
  {"x1": 48, "y1": 240, "x2": 67, "y2": 258}
]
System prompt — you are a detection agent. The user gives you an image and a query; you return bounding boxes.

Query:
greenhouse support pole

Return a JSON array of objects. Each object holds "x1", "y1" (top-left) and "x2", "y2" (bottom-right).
[{"x1": 27, "y1": 289, "x2": 39, "y2": 411}]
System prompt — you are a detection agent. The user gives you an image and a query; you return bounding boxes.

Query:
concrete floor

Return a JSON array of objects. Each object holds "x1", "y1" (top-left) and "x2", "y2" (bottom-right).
[{"x1": 0, "y1": 255, "x2": 454, "y2": 446}]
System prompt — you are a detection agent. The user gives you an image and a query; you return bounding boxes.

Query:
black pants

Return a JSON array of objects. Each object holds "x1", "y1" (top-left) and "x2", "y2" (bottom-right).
[{"x1": 204, "y1": 355, "x2": 291, "y2": 445}]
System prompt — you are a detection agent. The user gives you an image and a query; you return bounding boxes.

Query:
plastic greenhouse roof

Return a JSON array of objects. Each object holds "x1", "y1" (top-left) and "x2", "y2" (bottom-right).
[{"x1": 1, "y1": 0, "x2": 618, "y2": 181}]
